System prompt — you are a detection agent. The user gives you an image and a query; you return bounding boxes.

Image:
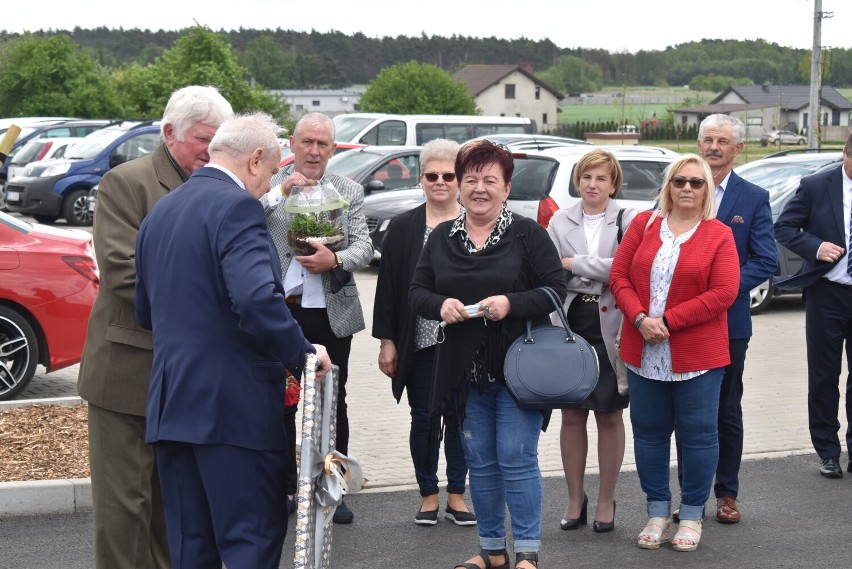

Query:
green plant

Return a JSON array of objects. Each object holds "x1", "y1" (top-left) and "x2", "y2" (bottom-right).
[{"x1": 289, "y1": 212, "x2": 340, "y2": 237}]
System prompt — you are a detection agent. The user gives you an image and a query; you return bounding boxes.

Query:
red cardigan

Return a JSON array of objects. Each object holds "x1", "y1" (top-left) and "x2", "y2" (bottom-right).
[{"x1": 610, "y1": 211, "x2": 739, "y2": 373}]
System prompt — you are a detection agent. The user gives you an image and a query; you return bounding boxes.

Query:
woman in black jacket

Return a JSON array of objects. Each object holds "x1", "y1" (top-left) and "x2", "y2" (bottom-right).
[
  {"x1": 372, "y1": 138, "x2": 475, "y2": 527},
  {"x1": 409, "y1": 140, "x2": 566, "y2": 569}
]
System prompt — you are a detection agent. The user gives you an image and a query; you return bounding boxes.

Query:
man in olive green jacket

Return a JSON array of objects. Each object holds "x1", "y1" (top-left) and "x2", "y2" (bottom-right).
[{"x1": 77, "y1": 85, "x2": 233, "y2": 569}]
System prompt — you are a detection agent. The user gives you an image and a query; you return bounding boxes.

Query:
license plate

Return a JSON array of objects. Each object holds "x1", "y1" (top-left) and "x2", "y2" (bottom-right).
[{"x1": 6, "y1": 190, "x2": 21, "y2": 203}]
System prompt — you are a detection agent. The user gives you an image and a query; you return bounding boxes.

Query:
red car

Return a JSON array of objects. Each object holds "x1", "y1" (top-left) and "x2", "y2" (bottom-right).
[{"x1": 0, "y1": 212, "x2": 98, "y2": 399}]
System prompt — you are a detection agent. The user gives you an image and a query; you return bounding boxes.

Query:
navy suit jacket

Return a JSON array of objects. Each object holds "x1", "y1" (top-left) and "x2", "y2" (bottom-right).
[
  {"x1": 135, "y1": 167, "x2": 314, "y2": 451},
  {"x1": 716, "y1": 171, "x2": 777, "y2": 339},
  {"x1": 774, "y1": 164, "x2": 846, "y2": 290}
]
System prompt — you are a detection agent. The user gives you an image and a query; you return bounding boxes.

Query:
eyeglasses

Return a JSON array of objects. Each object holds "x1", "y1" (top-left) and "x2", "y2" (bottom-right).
[
  {"x1": 671, "y1": 176, "x2": 707, "y2": 190},
  {"x1": 423, "y1": 172, "x2": 456, "y2": 183}
]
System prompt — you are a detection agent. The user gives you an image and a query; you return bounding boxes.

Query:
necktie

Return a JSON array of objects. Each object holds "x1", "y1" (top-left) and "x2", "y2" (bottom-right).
[{"x1": 847, "y1": 205, "x2": 852, "y2": 277}]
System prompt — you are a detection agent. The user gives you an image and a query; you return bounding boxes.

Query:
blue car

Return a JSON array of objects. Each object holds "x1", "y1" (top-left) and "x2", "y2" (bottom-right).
[{"x1": 5, "y1": 121, "x2": 161, "y2": 225}]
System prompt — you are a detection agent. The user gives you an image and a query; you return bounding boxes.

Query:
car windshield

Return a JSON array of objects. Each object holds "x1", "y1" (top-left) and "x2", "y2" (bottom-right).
[
  {"x1": 333, "y1": 116, "x2": 375, "y2": 142},
  {"x1": 67, "y1": 126, "x2": 135, "y2": 159},
  {"x1": 326, "y1": 150, "x2": 384, "y2": 178}
]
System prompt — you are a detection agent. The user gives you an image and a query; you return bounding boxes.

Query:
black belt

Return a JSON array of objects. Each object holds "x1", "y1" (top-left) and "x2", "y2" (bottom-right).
[
  {"x1": 285, "y1": 295, "x2": 302, "y2": 306},
  {"x1": 578, "y1": 294, "x2": 600, "y2": 303}
]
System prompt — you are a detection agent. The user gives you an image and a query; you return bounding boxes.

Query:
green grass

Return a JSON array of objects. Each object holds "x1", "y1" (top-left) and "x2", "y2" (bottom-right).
[{"x1": 557, "y1": 87, "x2": 717, "y2": 125}]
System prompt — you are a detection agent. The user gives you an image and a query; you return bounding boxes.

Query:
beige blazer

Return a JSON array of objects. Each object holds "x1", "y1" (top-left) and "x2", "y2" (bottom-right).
[
  {"x1": 546, "y1": 200, "x2": 637, "y2": 372},
  {"x1": 77, "y1": 145, "x2": 186, "y2": 416}
]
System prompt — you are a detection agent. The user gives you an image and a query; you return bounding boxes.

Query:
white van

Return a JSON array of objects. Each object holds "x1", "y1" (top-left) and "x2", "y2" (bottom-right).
[{"x1": 332, "y1": 113, "x2": 537, "y2": 146}]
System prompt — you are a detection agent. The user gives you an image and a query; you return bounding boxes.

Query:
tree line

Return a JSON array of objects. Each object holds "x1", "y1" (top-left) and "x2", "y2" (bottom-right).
[
  {"x1": 2, "y1": 28, "x2": 849, "y2": 92},
  {"x1": 1, "y1": 27, "x2": 850, "y2": 124}
]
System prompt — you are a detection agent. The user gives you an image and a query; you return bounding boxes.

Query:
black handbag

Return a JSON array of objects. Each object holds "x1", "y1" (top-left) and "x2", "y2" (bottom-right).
[{"x1": 503, "y1": 286, "x2": 599, "y2": 409}]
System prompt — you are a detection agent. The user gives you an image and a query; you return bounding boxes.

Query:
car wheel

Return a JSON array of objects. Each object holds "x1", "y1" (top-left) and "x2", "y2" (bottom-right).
[
  {"x1": 798, "y1": 138, "x2": 806, "y2": 145},
  {"x1": 749, "y1": 279, "x2": 773, "y2": 314},
  {"x1": 0, "y1": 306, "x2": 39, "y2": 400},
  {"x1": 63, "y1": 189, "x2": 93, "y2": 226},
  {"x1": 0, "y1": 183, "x2": 7, "y2": 212},
  {"x1": 774, "y1": 139, "x2": 781, "y2": 146},
  {"x1": 32, "y1": 214, "x2": 59, "y2": 224}
]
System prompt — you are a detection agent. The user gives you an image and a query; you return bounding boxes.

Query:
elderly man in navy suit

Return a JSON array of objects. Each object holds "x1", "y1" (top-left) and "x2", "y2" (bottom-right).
[
  {"x1": 775, "y1": 133, "x2": 852, "y2": 479},
  {"x1": 135, "y1": 112, "x2": 332, "y2": 569},
  {"x1": 675, "y1": 114, "x2": 777, "y2": 524}
]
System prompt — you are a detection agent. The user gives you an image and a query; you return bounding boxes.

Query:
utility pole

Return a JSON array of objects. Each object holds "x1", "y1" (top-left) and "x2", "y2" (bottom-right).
[{"x1": 808, "y1": 0, "x2": 833, "y2": 147}]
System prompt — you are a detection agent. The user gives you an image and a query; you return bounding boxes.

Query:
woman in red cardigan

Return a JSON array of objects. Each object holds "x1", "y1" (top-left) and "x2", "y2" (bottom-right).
[{"x1": 610, "y1": 154, "x2": 739, "y2": 553}]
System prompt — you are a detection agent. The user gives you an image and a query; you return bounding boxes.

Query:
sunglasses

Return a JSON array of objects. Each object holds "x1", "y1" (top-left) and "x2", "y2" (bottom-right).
[
  {"x1": 671, "y1": 176, "x2": 707, "y2": 190},
  {"x1": 423, "y1": 172, "x2": 456, "y2": 183}
]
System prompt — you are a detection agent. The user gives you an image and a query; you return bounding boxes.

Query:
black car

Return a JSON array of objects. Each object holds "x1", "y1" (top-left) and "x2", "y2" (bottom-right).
[
  {"x1": 734, "y1": 149, "x2": 844, "y2": 313},
  {"x1": 363, "y1": 187, "x2": 425, "y2": 263}
]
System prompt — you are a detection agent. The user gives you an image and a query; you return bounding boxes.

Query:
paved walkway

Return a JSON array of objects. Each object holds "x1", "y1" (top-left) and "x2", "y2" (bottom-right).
[{"x1": 14, "y1": 267, "x2": 847, "y2": 492}]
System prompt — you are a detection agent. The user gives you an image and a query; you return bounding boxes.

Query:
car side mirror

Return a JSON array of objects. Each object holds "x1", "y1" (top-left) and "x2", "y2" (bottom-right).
[
  {"x1": 109, "y1": 154, "x2": 127, "y2": 169},
  {"x1": 365, "y1": 180, "x2": 385, "y2": 196}
]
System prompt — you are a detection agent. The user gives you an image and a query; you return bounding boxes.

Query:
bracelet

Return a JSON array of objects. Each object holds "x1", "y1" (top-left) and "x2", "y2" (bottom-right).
[{"x1": 633, "y1": 312, "x2": 647, "y2": 328}]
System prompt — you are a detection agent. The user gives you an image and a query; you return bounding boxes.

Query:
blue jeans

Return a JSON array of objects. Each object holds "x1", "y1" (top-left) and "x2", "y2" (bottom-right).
[
  {"x1": 628, "y1": 368, "x2": 723, "y2": 521},
  {"x1": 461, "y1": 382, "x2": 543, "y2": 554},
  {"x1": 407, "y1": 347, "x2": 468, "y2": 496}
]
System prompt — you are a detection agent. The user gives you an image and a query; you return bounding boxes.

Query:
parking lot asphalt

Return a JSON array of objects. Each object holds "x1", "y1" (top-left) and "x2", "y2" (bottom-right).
[{"x1": 3, "y1": 249, "x2": 851, "y2": 566}]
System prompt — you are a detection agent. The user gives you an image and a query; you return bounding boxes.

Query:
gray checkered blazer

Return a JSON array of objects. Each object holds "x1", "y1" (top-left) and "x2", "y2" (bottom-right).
[{"x1": 263, "y1": 167, "x2": 372, "y2": 338}]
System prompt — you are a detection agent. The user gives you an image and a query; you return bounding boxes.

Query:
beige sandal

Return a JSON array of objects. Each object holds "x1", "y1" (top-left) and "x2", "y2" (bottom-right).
[
  {"x1": 671, "y1": 519, "x2": 703, "y2": 552},
  {"x1": 637, "y1": 516, "x2": 672, "y2": 549}
]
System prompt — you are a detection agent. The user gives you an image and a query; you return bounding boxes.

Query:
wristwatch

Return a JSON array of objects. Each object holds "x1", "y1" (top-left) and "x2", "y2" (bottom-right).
[{"x1": 334, "y1": 253, "x2": 343, "y2": 268}]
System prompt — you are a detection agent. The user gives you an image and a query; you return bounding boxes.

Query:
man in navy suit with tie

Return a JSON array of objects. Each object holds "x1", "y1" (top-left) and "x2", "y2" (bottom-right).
[
  {"x1": 775, "y1": 133, "x2": 852, "y2": 479},
  {"x1": 135, "y1": 112, "x2": 332, "y2": 568},
  {"x1": 677, "y1": 114, "x2": 776, "y2": 523}
]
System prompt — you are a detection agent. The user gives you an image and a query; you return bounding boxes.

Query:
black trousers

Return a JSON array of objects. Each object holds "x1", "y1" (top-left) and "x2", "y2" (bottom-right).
[
  {"x1": 287, "y1": 305, "x2": 353, "y2": 455},
  {"x1": 804, "y1": 279, "x2": 852, "y2": 460}
]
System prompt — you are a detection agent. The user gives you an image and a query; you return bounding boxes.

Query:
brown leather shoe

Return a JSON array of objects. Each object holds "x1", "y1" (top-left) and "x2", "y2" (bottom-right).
[{"x1": 715, "y1": 496, "x2": 740, "y2": 524}]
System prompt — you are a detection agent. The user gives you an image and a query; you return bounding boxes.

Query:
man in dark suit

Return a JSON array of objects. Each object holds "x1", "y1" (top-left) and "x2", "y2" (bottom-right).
[
  {"x1": 77, "y1": 85, "x2": 233, "y2": 568},
  {"x1": 775, "y1": 133, "x2": 852, "y2": 479},
  {"x1": 264, "y1": 112, "x2": 372, "y2": 524},
  {"x1": 677, "y1": 114, "x2": 776, "y2": 523},
  {"x1": 135, "y1": 113, "x2": 332, "y2": 568}
]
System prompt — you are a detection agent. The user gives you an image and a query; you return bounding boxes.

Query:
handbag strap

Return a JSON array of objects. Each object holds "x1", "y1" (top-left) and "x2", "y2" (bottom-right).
[
  {"x1": 522, "y1": 286, "x2": 576, "y2": 344},
  {"x1": 616, "y1": 208, "x2": 625, "y2": 243}
]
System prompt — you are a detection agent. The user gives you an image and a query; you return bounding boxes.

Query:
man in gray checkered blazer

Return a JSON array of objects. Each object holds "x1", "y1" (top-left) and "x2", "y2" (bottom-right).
[{"x1": 262, "y1": 112, "x2": 372, "y2": 524}]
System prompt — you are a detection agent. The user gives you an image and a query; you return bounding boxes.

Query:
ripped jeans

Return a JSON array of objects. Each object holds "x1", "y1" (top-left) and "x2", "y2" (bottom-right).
[{"x1": 461, "y1": 382, "x2": 543, "y2": 554}]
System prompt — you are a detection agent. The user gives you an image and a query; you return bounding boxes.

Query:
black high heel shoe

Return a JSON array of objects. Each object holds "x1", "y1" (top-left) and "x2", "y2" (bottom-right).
[
  {"x1": 560, "y1": 493, "x2": 588, "y2": 530},
  {"x1": 593, "y1": 501, "x2": 616, "y2": 533}
]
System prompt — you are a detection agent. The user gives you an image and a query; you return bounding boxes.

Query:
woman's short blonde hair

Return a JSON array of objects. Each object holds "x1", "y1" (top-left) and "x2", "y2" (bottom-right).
[
  {"x1": 572, "y1": 149, "x2": 623, "y2": 198},
  {"x1": 658, "y1": 153, "x2": 716, "y2": 220}
]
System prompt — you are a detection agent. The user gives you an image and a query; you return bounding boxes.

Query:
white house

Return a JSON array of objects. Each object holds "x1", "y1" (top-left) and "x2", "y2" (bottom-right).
[
  {"x1": 672, "y1": 84, "x2": 852, "y2": 141},
  {"x1": 269, "y1": 88, "x2": 364, "y2": 119},
  {"x1": 452, "y1": 64, "x2": 563, "y2": 132}
]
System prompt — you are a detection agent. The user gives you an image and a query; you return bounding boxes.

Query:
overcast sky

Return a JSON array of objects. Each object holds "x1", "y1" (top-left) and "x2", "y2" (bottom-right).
[{"x1": 2, "y1": 0, "x2": 847, "y2": 53}]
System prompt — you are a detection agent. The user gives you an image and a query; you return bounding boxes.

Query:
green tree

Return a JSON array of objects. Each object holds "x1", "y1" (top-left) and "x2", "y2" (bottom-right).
[
  {"x1": 537, "y1": 55, "x2": 603, "y2": 93},
  {"x1": 358, "y1": 61, "x2": 476, "y2": 114},
  {"x1": 116, "y1": 26, "x2": 289, "y2": 121},
  {"x1": 0, "y1": 34, "x2": 125, "y2": 117},
  {"x1": 239, "y1": 35, "x2": 289, "y2": 89}
]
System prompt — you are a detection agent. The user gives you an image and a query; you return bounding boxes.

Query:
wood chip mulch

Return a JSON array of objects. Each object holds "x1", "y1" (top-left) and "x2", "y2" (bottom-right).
[{"x1": 0, "y1": 404, "x2": 89, "y2": 482}]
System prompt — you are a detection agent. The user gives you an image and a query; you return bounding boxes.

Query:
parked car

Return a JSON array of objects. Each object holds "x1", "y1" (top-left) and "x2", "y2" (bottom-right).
[
  {"x1": 506, "y1": 145, "x2": 680, "y2": 227},
  {"x1": 0, "y1": 119, "x2": 112, "y2": 208},
  {"x1": 760, "y1": 130, "x2": 807, "y2": 146},
  {"x1": 734, "y1": 149, "x2": 844, "y2": 313},
  {"x1": 0, "y1": 211, "x2": 99, "y2": 399},
  {"x1": 5, "y1": 121, "x2": 161, "y2": 225},
  {"x1": 325, "y1": 145, "x2": 422, "y2": 194},
  {"x1": 5, "y1": 137, "x2": 82, "y2": 181},
  {"x1": 278, "y1": 142, "x2": 365, "y2": 169},
  {"x1": 465, "y1": 133, "x2": 591, "y2": 151},
  {"x1": 363, "y1": 186, "x2": 425, "y2": 263}
]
